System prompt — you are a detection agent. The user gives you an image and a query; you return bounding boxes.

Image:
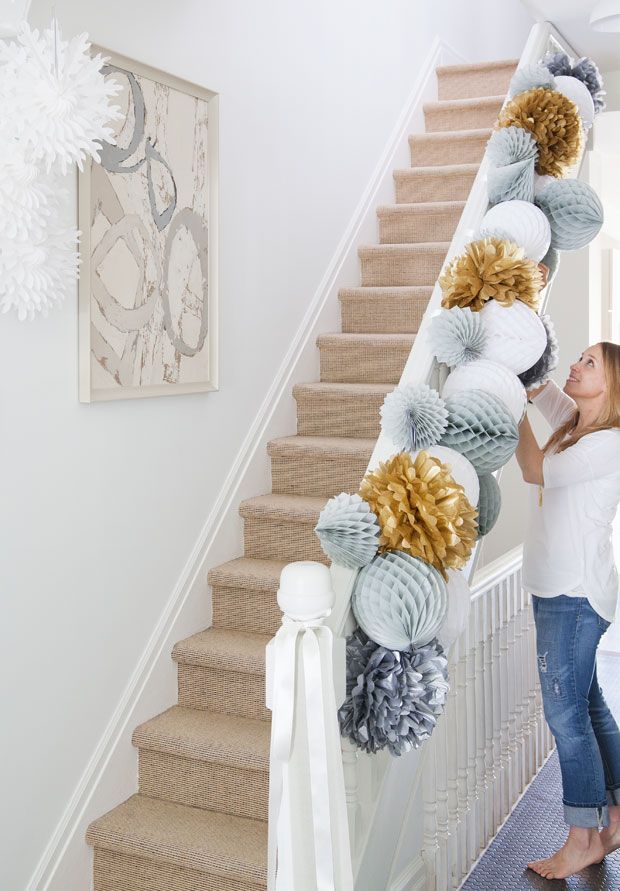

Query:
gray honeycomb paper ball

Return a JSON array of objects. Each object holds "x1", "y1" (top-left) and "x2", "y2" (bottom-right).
[
  {"x1": 352, "y1": 551, "x2": 448, "y2": 651},
  {"x1": 314, "y1": 492, "x2": 380, "y2": 569},
  {"x1": 535, "y1": 179, "x2": 604, "y2": 251},
  {"x1": 477, "y1": 473, "x2": 502, "y2": 537},
  {"x1": 439, "y1": 390, "x2": 519, "y2": 475}
]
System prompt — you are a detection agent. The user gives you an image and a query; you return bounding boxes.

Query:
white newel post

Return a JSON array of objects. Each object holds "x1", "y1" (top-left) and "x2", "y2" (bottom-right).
[{"x1": 266, "y1": 561, "x2": 354, "y2": 891}]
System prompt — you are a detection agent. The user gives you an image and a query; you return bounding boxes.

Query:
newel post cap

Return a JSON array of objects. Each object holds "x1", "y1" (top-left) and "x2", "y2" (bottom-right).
[{"x1": 277, "y1": 561, "x2": 335, "y2": 621}]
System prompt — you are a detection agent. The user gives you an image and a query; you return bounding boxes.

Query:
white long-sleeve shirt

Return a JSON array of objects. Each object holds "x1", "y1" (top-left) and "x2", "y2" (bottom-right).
[{"x1": 521, "y1": 379, "x2": 620, "y2": 622}]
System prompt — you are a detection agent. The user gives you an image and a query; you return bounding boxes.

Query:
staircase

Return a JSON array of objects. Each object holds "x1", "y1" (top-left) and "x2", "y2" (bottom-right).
[{"x1": 85, "y1": 57, "x2": 517, "y2": 890}]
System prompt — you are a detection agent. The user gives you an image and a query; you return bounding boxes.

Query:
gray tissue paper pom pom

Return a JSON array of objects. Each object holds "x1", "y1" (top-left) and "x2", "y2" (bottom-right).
[
  {"x1": 315, "y1": 492, "x2": 380, "y2": 569},
  {"x1": 543, "y1": 50, "x2": 573, "y2": 77},
  {"x1": 509, "y1": 62, "x2": 557, "y2": 97},
  {"x1": 380, "y1": 382, "x2": 449, "y2": 451},
  {"x1": 338, "y1": 627, "x2": 450, "y2": 756},
  {"x1": 572, "y1": 57, "x2": 606, "y2": 113},
  {"x1": 429, "y1": 306, "x2": 487, "y2": 367},
  {"x1": 518, "y1": 313, "x2": 559, "y2": 390}
]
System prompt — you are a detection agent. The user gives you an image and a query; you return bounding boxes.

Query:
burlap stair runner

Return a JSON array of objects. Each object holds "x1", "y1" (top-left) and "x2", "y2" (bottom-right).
[
  {"x1": 409, "y1": 128, "x2": 491, "y2": 167},
  {"x1": 86, "y1": 57, "x2": 516, "y2": 890},
  {"x1": 378, "y1": 201, "x2": 466, "y2": 243}
]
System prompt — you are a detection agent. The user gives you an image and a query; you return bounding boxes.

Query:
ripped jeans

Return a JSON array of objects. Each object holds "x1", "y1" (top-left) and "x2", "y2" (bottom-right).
[{"x1": 532, "y1": 594, "x2": 620, "y2": 828}]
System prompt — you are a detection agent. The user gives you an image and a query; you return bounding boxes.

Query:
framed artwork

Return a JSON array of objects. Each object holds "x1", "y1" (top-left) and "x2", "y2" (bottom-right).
[{"x1": 78, "y1": 48, "x2": 218, "y2": 401}]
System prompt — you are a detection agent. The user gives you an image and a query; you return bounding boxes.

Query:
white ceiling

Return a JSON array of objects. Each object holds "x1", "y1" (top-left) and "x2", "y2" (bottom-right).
[{"x1": 523, "y1": 0, "x2": 620, "y2": 70}]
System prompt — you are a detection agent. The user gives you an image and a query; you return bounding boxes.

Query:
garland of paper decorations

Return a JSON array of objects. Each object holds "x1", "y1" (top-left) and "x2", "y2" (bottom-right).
[
  {"x1": 320, "y1": 51, "x2": 606, "y2": 759},
  {"x1": 0, "y1": 19, "x2": 121, "y2": 320}
]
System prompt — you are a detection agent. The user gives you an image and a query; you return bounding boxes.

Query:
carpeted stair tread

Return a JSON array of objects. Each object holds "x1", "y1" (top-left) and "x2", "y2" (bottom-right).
[
  {"x1": 267, "y1": 434, "x2": 376, "y2": 458},
  {"x1": 338, "y1": 286, "x2": 432, "y2": 333},
  {"x1": 317, "y1": 330, "x2": 417, "y2": 346},
  {"x1": 424, "y1": 94, "x2": 505, "y2": 132},
  {"x1": 293, "y1": 381, "x2": 394, "y2": 398},
  {"x1": 172, "y1": 628, "x2": 270, "y2": 675},
  {"x1": 239, "y1": 493, "x2": 328, "y2": 522},
  {"x1": 409, "y1": 128, "x2": 492, "y2": 166},
  {"x1": 133, "y1": 706, "x2": 270, "y2": 771},
  {"x1": 357, "y1": 244, "x2": 448, "y2": 288},
  {"x1": 393, "y1": 164, "x2": 479, "y2": 202},
  {"x1": 377, "y1": 201, "x2": 465, "y2": 243},
  {"x1": 86, "y1": 794, "x2": 268, "y2": 886},
  {"x1": 208, "y1": 556, "x2": 289, "y2": 593},
  {"x1": 437, "y1": 60, "x2": 518, "y2": 101}
]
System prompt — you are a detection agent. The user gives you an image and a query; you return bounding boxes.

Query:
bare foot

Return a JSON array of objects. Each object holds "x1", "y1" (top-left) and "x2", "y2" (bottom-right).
[
  {"x1": 600, "y1": 819, "x2": 620, "y2": 857},
  {"x1": 527, "y1": 829, "x2": 605, "y2": 879}
]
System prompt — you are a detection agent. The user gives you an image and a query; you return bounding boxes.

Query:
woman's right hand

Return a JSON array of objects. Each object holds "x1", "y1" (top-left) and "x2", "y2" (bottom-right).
[{"x1": 526, "y1": 380, "x2": 550, "y2": 400}]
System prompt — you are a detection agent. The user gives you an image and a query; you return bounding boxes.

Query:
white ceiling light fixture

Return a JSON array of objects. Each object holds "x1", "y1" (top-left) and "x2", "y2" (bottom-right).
[
  {"x1": 590, "y1": 0, "x2": 620, "y2": 32},
  {"x1": 0, "y1": 0, "x2": 31, "y2": 38}
]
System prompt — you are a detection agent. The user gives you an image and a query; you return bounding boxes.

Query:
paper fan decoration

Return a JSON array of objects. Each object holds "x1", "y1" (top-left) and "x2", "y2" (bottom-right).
[
  {"x1": 314, "y1": 493, "x2": 380, "y2": 569},
  {"x1": 509, "y1": 63, "x2": 556, "y2": 97},
  {"x1": 428, "y1": 306, "x2": 487, "y2": 367},
  {"x1": 0, "y1": 21, "x2": 123, "y2": 174},
  {"x1": 518, "y1": 312, "x2": 560, "y2": 390},
  {"x1": 437, "y1": 569, "x2": 473, "y2": 650},
  {"x1": 535, "y1": 179, "x2": 604, "y2": 251},
  {"x1": 485, "y1": 126, "x2": 539, "y2": 205},
  {"x1": 497, "y1": 87, "x2": 582, "y2": 178},
  {"x1": 487, "y1": 157, "x2": 536, "y2": 205},
  {"x1": 441, "y1": 359, "x2": 527, "y2": 425},
  {"x1": 379, "y1": 383, "x2": 449, "y2": 451},
  {"x1": 543, "y1": 51, "x2": 606, "y2": 113},
  {"x1": 486, "y1": 126, "x2": 539, "y2": 168},
  {"x1": 479, "y1": 299, "x2": 547, "y2": 375},
  {"x1": 439, "y1": 238, "x2": 543, "y2": 313},
  {"x1": 478, "y1": 200, "x2": 551, "y2": 264},
  {"x1": 411, "y1": 444, "x2": 479, "y2": 508},
  {"x1": 439, "y1": 390, "x2": 519, "y2": 474},
  {"x1": 352, "y1": 551, "x2": 447, "y2": 650},
  {"x1": 553, "y1": 75, "x2": 595, "y2": 130},
  {"x1": 359, "y1": 450, "x2": 478, "y2": 579},
  {"x1": 477, "y1": 473, "x2": 502, "y2": 537},
  {"x1": 338, "y1": 628, "x2": 450, "y2": 755}
]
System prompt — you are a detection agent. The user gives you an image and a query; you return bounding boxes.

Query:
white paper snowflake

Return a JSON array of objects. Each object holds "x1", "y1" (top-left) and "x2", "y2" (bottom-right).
[
  {"x1": 0, "y1": 179, "x2": 80, "y2": 321},
  {"x1": 0, "y1": 21, "x2": 123, "y2": 174}
]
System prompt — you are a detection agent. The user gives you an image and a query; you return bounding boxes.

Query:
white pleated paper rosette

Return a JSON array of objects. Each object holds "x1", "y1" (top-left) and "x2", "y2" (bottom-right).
[
  {"x1": 352, "y1": 551, "x2": 448, "y2": 651},
  {"x1": 479, "y1": 300, "x2": 547, "y2": 374},
  {"x1": 477, "y1": 200, "x2": 551, "y2": 263},
  {"x1": 553, "y1": 75, "x2": 595, "y2": 130},
  {"x1": 441, "y1": 359, "x2": 527, "y2": 425},
  {"x1": 411, "y1": 444, "x2": 479, "y2": 508}
]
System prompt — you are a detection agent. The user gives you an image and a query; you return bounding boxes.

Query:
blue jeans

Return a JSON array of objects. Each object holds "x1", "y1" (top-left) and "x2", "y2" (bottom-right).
[{"x1": 532, "y1": 594, "x2": 620, "y2": 828}]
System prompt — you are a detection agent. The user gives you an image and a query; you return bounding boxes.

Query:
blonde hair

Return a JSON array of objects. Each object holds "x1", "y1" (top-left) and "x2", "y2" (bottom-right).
[{"x1": 543, "y1": 341, "x2": 620, "y2": 455}]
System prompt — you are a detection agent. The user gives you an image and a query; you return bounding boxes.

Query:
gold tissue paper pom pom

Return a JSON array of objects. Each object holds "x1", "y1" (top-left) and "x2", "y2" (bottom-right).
[
  {"x1": 358, "y1": 450, "x2": 478, "y2": 580},
  {"x1": 439, "y1": 237, "x2": 543, "y2": 313},
  {"x1": 497, "y1": 87, "x2": 583, "y2": 178}
]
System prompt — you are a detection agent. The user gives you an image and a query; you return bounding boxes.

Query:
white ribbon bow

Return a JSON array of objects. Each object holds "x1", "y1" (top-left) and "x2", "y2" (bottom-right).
[{"x1": 267, "y1": 615, "x2": 352, "y2": 890}]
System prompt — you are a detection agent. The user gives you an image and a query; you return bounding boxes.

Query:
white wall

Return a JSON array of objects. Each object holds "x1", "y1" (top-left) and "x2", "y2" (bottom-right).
[{"x1": 1, "y1": 2, "x2": 535, "y2": 888}]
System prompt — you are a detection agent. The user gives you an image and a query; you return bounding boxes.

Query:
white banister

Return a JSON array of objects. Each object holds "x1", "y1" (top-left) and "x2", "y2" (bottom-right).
[{"x1": 267, "y1": 19, "x2": 590, "y2": 891}]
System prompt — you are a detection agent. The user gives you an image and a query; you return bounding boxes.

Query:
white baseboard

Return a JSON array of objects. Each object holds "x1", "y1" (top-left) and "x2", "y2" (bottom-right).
[{"x1": 29, "y1": 34, "x2": 453, "y2": 891}]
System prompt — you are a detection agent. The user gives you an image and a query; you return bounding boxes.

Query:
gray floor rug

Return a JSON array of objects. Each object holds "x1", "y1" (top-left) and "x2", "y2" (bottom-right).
[{"x1": 460, "y1": 653, "x2": 620, "y2": 890}]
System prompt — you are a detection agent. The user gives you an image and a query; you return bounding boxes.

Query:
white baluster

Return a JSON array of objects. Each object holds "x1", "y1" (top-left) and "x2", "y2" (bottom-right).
[
  {"x1": 465, "y1": 601, "x2": 479, "y2": 871},
  {"x1": 455, "y1": 634, "x2": 470, "y2": 883},
  {"x1": 499, "y1": 581, "x2": 511, "y2": 824},
  {"x1": 423, "y1": 743, "x2": 439, "y2": 891}
]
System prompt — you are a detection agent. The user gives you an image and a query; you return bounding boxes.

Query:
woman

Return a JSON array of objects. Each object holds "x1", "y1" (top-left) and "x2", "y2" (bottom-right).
[{"x1": 515, "y1": 340, "x2": 620, "y2": 879}]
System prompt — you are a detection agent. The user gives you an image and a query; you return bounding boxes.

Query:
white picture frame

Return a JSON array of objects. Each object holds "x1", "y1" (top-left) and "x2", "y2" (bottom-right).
[{"x1": 78, "y1": 47, "x2": 219, "y2": 402}]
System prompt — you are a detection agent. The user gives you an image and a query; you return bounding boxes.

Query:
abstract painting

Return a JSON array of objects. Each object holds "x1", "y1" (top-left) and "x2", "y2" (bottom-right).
[{"x1": 78, "y1": 48, "x2": 218, "y2": 401}]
